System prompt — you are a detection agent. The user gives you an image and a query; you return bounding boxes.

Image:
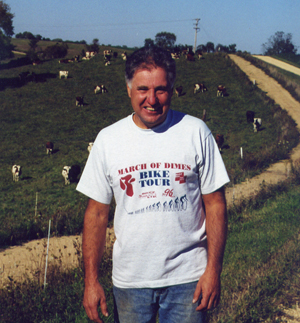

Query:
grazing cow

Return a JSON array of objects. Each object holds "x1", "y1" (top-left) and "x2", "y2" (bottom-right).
[
  {"x1": 105, "y1": 61, "x2": 111, "y2": 66},
  {"x1": 32, "y1": 59, "x2": 41, "y2": 66},
  {"x1": 46, "y1": 141, "x2": 54, "y2": 155},
  {"x1": 74, "y1": 55, "x2": 80, "y2": 62},
  {"x1": 76, "y1": 96, "x2": 84, "y2": 107},
  {"x1": 59, "y1": 71, "x2": 69, "y2": 79},
  {"x1": 94, "y1": 85, "x2": 107, "y2": 94},
  {"x1": 59, "y1": 59, "x2": 69, "y2": 64},
  {"x1": 187, "y1": 53, "x2": 195, "y2": 61},
  {"x1": 12, "y1": 165, "x2": 21, "y2": 182},
  {"x1": 246, "y1": 110, "x2": 255, "y2": 123},
  {"x1": 253, "y1": 118, "x2": 262, "y2": 132},
  {"x1": 215, "y1": 134, "x2": 224, "y2": 151},
  {"x1": 217, "y1": 85, "x2": 226, "y2": 97},
  {"x1": 87, "y1": 142, "x2": 94, "y2": 153},
  {"x1": 194, "y1": 83, "x2": 208, "y2": 94},
  {"x1": 171, "y1": 53, "x2": 180, "y2": 59},
  {"x1": 121, "y1": 52, "x2": 127, "y2": 61},
  {"x1": 197, "y1": 52, "x2": 203, "y2": 59},
  {"x1": 175, "y1": 86, "x2": 183, "y2": 97},
  {"x1": 62, "y1": 166, "x2": 71, "y2": 185}
]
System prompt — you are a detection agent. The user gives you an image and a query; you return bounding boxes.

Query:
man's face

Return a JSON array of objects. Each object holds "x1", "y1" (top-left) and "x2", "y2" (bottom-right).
[{"x1": 127, "y1": 66, "x2": 173, "y2": 129}]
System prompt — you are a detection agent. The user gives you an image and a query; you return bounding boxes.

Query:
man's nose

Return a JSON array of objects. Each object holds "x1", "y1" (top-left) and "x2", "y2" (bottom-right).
[{"x1": 147, "y1": 90, "x2": 158, "y2": 105}]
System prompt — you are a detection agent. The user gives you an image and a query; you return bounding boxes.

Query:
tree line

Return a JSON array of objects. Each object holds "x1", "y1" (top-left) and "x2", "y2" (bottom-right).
[{"x1": 0, "y1": 0, "x2": 298, "y2": 61}]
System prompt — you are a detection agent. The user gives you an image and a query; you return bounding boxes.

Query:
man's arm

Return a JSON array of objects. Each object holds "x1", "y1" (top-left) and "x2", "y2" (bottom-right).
[
  {"x1": 193, "y1": 187, "x2": 228, "y2": 311},
  {"x1": 82, "y1": 199, "x2": 110, "y2": 323}
]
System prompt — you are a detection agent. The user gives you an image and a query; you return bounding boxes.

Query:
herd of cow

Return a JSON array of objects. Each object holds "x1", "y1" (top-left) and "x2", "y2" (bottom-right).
[
  {"x1": 12, "y1": 141, "x2": 94, "y2": 184},
  {"x1": 12, "y1": 48, "x2": 262, "y2": 184}
]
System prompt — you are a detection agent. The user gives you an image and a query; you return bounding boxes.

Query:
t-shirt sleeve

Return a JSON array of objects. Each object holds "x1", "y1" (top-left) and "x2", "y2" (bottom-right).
[
  {"x1": 76, "y1": 138, "x2": 113, "y2": 204},
  {"x1": 199, "y1": 132, "x2": 230, "y2": 194}
]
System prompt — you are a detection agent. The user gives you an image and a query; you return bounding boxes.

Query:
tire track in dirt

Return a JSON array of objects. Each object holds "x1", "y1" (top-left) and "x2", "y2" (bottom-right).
[{"x1": 1, "y1": 55, "x2": 300, "y2": 296}]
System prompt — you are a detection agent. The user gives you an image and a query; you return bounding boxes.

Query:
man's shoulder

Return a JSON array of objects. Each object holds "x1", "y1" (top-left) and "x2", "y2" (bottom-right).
[
  {"x1": 98, "y1": 115, "x2": 131, "y2": 136},
  {"x1": 171, "y1": 110, "x2": 210, "y2": 132}
]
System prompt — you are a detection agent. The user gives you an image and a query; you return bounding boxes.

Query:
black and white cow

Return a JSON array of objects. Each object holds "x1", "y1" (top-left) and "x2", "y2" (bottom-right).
[
  {"x1": 62, "y1": 165, "x2": 81, "y2": 185},
  {"x1": 217, "y1": 85, "x2": 226, "y2": 97},
  {"x1": 175, "y1": 86, "x2": 183, "y2": 97},
  {"x1": 253, "y1": 118, "x2": 262, "y2": 132},
  {"x1": 194, "y1": 83, "x2": 208, "y2": 94},
  {"x1": 76, "y1": 96, "x2": 84, "y2": 107},
  {"x1": 12, "y1": 165, "x2": 22, "y2": 182}
]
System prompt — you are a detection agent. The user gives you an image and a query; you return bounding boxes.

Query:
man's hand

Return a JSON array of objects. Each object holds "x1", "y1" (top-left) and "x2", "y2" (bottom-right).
[
  {"x1": 83, "y1": 281, "x2": 108, "y2": 323},
  {"x1": 193, "y1": 270, "x2": 221, "y2": 311}
]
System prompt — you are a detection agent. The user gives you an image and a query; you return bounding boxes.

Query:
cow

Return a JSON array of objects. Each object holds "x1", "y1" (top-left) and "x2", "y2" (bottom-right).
[
  {"x1": 62, "y1": 165, "x2": 81, "y2": 185},
  {"x1": 32, "y1": 59, "x2": 41, "y2": 66},
  {"x1": 187, "y1": 53, "x2": 195, "y2": 61},
  {"x1": 59, "y1": 59, "x2": 69, "y2": 64},
  {"x1": 12, "y1": 165, "x2": 21, "y2": 182},
  {"x1": 246, "y1": 110, "x2": 255, "y2": 123},
  {"x1": 215, "y1": 134, "x2": 224, "y2": 151},
  {"x1": 76, "y1": 96, "x2": 84, "y2": 107},
  {"x1": 217, "y1": 85, "x2": 226, "y2": 97},
  {"x1": 59, "y1": 71, "x2": 69, "y2": 79},
  {"x1": 46, "y1": 141, "x2": 54, "y2": 155},
  {"x1": 87, "y1": 142, "x2": 94, "y2": 153},
  {"x1": 194, "y1": 83, "x2": 208, "y2": 94},
  {"x1": 105, "y1": 61, "x2": 111, "y2": 66},
  {"x1": 171, "y1": 53, "x2": 180, "y2": 59},
  {"x1": 62, "y1": 166, "x2": 71, "y2": 185},
  {"x1": 175, "y1": 86, "x2": 183, "y2": 97},
  {"x1": 121, "y1": 52, "x2": 127, "y2": 61},
  {"x1": 253, "y1": 118, "x2": 262, "y2": 132},
  {"x1": 197, "y1": 52, "x2": 203, "y2": 59}
]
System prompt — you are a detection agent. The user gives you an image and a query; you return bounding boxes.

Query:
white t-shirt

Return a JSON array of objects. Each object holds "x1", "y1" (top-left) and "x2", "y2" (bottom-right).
[{"x1": 77, "y1": 110, "x2": 230, "y2": 288}]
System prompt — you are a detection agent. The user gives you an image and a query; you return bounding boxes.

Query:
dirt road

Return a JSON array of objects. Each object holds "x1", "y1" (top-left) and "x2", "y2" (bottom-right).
[
  {"x1": 1, "y1": 54, "x2": 300, "y2": 320},
  {"x1": 253, "y1": 55, "x2": 300, "y2": 76}
]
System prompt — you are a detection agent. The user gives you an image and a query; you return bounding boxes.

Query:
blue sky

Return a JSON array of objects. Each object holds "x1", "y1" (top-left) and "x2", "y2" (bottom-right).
[{"x1": 6, "y1": 0, "x2": 300, "y2": 54}]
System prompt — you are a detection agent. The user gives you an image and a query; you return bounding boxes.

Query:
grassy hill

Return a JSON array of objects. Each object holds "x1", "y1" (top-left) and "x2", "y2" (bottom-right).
[
  {"x1": 0, "y1": 46, "x2": 298, "y2": 246},
  {"x1": 1, "y1": 45, "x2": 300, "y2": 322}
]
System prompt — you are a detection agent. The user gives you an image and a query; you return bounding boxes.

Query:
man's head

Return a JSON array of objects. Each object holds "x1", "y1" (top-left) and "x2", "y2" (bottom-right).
[
  {"x1": 125, "y1": 46, "x2": 176, "y2": 90},
  {"x1": 125, "y1": 47, "x2": 176, "y2": 129}
]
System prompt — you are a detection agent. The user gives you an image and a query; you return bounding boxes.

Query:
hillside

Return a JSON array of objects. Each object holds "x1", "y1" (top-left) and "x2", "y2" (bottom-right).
[{"x1": 0, "y1": 48, "x2": 298, "y2": 249}]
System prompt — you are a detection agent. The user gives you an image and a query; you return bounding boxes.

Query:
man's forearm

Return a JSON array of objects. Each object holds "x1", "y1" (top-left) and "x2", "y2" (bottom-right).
[
  {"x1": 203, "y1": 188, "x2": 228, "y2": 274},
  {"x1": 82, "y1": 199, "x2": 110, "y2": 284}
]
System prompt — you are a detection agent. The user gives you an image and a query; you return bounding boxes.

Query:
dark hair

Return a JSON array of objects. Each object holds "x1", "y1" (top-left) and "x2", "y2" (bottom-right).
[{"x1": 125, "y1": 46, "x2": 176, "y2": 89}]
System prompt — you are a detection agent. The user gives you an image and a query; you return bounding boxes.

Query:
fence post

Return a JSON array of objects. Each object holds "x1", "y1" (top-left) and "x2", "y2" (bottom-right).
[{"x1": 44, "y1": 220, "x2": 51, "y2": 290}]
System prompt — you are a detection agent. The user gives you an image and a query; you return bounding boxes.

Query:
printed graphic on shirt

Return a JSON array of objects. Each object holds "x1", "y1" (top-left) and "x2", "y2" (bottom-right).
[{"x1": 118, "y1": 162, "x2": 192, "y2": 214}]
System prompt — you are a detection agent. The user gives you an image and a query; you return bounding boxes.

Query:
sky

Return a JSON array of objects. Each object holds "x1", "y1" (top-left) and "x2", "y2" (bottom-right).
[{"x1": 5, "y1": 0, "x2": 300, "y2": 55}]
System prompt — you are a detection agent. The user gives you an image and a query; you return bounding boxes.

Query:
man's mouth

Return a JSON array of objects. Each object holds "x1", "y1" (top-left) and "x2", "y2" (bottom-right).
[{"x1": 145, "y1": 107, "x2": 156, "y2": 111}]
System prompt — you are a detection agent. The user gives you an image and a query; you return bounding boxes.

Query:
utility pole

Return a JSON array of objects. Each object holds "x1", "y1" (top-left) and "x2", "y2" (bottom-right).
[{"x1": 193, "y1": 18, "x2": 200, "y2": 53}]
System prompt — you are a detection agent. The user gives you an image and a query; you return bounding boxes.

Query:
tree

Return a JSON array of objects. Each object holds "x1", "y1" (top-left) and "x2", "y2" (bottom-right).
[
  {"x1": 206, "y1": 42, "x2": 215, "y2": 53},
  {"x1": 85, "y1": 38, "x2": 99, "y2": 53},
  {"x1": 197, "y1": 44, "x2": 207, "y2": 53},
  {"x1": 144, "y1": 38, "x2": 154, "y2": 48},
  {"x1": 262, "y1": 31, "x2": 297, "y2": 55},
  {"x1": 43, "y1": 42, "x2": 68, "y2": 59},
  {"x1": 0, "y1": 1, "x2": 14, "y2": 60},
  {"x1": 155, "y1": 32, "x2": 176, "y2": 49},
  {"x1": 0, "y1": 1, "x2": 14, "y2": 37}
]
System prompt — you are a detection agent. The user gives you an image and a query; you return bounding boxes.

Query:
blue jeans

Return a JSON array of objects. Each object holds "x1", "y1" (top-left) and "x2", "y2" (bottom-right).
[{"x1": 113, "y1": 282, "x2": 206, "y2": 323}]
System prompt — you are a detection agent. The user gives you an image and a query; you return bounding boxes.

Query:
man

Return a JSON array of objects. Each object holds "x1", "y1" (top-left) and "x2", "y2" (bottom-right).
[{"x1": 76, "y1": 46, "x2": 230, "y2": 323}]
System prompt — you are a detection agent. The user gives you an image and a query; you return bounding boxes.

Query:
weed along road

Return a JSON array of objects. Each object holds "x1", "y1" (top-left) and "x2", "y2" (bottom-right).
[{"x1": 1, "y1": 54, "x2": 300, "y2": 303}]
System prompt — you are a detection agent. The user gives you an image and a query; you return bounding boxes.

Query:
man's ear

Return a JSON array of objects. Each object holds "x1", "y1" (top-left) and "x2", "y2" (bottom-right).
[{"x1": 127, "y1": 84, "x2": 132, "y2": 98}]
